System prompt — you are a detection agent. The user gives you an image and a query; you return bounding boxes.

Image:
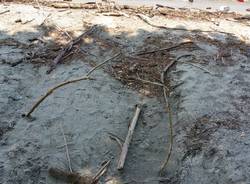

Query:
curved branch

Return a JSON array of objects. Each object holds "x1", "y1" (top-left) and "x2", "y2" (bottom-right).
[{"x1": 23, "y1": 53, "x2": 121, "y2": 117}]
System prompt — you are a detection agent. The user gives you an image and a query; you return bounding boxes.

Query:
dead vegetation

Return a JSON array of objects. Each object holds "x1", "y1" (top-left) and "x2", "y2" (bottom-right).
[
  {"x1": 1, "y1": 1, "x2": 250, "y2": 184},
  {"x1": 182, "y1": 114, "x2": 240, "y2": 160}
]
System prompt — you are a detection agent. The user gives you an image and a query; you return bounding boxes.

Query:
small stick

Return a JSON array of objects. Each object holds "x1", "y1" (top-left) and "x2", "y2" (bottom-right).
[
  {"x1": 92, "y1": 160, "x2": 111, "y2": 184},
  {"x1": 108, "y1": 133, "x2": 124, "y2": 150},
  {"x1": 47, "y1": 25, "x2": 97, "y2": 74},
  {"x1": 130, "y1": 75, "x2": 168, "y2": 89},
  {"x1": 117, "y1": 104, "x2": 142, "y2": 170},
  {"x1": 159, "y1": 55, "x2": 192, "y2": 174},
  {"x1": 23, "y1": 53, "x2": 121, "y2": 117},
  {"x1": 59, "y1": 123, "x2": 73, "y2": 173},
  {"x1": 21, "y1": 18, "x2": 35, "y2": 25},
  {"x1": 134, "y1": 41, "x2": 194, "y2": 56},
  {"x1": 0, "y1": 10, "x2": 10, "y2": 15},
  {"x1": 136, "y1": 14, "x2": 230, "y2": 34},
  {"x1": 159, "y1": 72, "x2": 173, "y2": 175},
  {"x1": 50, "y1": 2, "x2": 97, "y2": 9},
  {"x1": 55, "y1": 24, "x2": 72, "y2": 40},
  {"x1": 40, "y1": 13, "x2": 51, "y2": 26},
  {"x1": 181, "y1": 62, "x2": 215, "y2": 75}
]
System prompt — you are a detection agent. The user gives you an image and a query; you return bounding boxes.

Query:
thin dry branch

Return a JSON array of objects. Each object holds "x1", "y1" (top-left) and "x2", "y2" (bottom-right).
[
  {"x1": 47, "y1": 25, "x2": 97, "y2": 74},
  {"x1": 130, "y1": 75, "x2": 168, "y2": 90},
  {"x1": 23, "y1": 53, "x2": 121, "y2": 117},
  {"x1": 159, "y1": 54, "x2": 193, "y2": 174},
  {"x1": 159, "y1": 65, "x2": 174, "y2": 175},
  {"x1": 59, "y1": 123, "x2": 73, "y2": 173},
  {"x1": 117, "y1": 104, "x2": 142, "y2": 170},
  {"x1": 108, "y1": 132, "x2": 124, "y2": 150},
  {"x1": 92, "y1": 160, "x2": 111, "y2": 184},
  {"x1": 135, "y1": 41, "x2": 194, "y2": 56},
  {"x1": 50, "y1": 2, "x2": 97, "y2": 9},
  {"x1": 137, "y1": 14, "x2": 230, "y2": 34},
  {"x1": 0, "y1": 10, "x2": 10, "y2": 15},
  {"x1": 55, "y1": 24, "x2": 72, "y2": 40},
  {"x1": 181, "y1": 61, "x2": 215, "y2": 75}
]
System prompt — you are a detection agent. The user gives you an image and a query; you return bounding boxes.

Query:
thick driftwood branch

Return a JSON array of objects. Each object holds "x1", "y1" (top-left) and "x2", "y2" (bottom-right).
[{"x1": 117, "y1": 104, "x2": 142, "y2": 170}]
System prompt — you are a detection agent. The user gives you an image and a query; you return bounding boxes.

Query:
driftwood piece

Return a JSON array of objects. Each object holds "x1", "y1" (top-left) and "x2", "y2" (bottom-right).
[
  {"x1": 137, "y1": 14, "x2": 230, "y2": 34},
  {"x1": 51, "y1": 2, "x2": 97, "y2": 9},
  {"x1": 101, "y1": 12, "x2": 129, "y2": 17},
  {"x1": 23, "y1": 53, "x2": 121, "y2": 117},
  {"x1": 47, "y1": 25, "x2": 97, "y2": 74},
  {"x1": 117, "y1": 104, "x2": 142, "y2": 170},
  {"x1": 92, "y1": 160, "x2": 111, "y2": 184},
  {"x1": 60, "y1": 123, "x2": 73, "y2": 173},
  {"x1": 156, "y1": 4, "x2": 175, "y2": 10},
  {"x1": 0, "y1": 10, "x2": 10, "y2": 15},
  {"x1": 159, "y1": 55, "x2": 192, "y2": 174},
  {"x1": 135, "y1": 41, "x2": 194, "y2": 56}
]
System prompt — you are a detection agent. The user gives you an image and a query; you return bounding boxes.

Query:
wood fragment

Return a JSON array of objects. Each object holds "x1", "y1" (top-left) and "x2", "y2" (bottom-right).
[
  {"x1": 59, "y1": 122, "x2": 73, "y2": 173},
  {"x1": 101, "y1": 12, "x2": 129, "y2": 17},
  {"x1": 55, "y1": 24, "x2": 72, "y2": 40},
  {"x1": 23, "y1": 53, "x2": 121, "y2": 117},
  {"x1": 135, "y1": 41, "x2": 194, "y2": 56},
  {"x1": 108, "y1": 133, "x2": 124, "y2": 150},
  {"x1": 137, "y1": 14, "x2": 230, "y2": 34},
  {"x1": 92, "y1": 160, "x2": 111, "y2": 184},
  {"x1": 50, "y1": 2, "x2": 97, "y2": 9},
  {"x1": 40, "y1": 13, "x2": 51, "y2": 26},
  {"x1": 131, "y1": 76, "x2": 167, "y2": 89},
  {"x1": 156, "y1": 4, "x2": 175, "y2": 10},
  {"x1": 182, "y1": 62, "x2": 215, "y2": 75},
  {"x1": 159, "y1": 55, "x2": 191, "y2": 174},
  {"x1": 21, "y1": 18, "x2": 35, "y2": 25},
  {"x1": 47, "y1": 25, "x2": 97, "y2": 74},
  {"x1": 124, "y1": 176, "x2": 170, "y2": 184},
  {"x1": 117, "y1": 104, "x2": 142, "y2": 170},
  {"x1": 0, "y1": 10, "x2": 10, "y2": 15},
  {"x1": 159, "y1": 67, "x2": 174, "y2": 175}
]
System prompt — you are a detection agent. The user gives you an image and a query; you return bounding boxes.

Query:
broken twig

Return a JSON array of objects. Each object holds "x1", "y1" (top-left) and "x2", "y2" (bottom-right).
[
  {"x1": 23, "y1": 53, "x2": 121, "y2": 117},
  {"x1": 135, "y1": 41, "x2": 194, "y2": 56},
  {"x1": 131, "y1": 75, "x2": 168, "y2": 89},
  {"x1": 59, "y1": 123, "x2": 73, "y2": 173},
  {"x1": 50, "y1": 2, "x2": 97, "y2": 9},
  {"x1": 137, "y1": 14, "x2": 229, "y2": 34},
  {"x1": 47, "y1": 25, "x2": 97, "y2": 74},
  {"x1": 159, "y1": 65, "x2": 174, "y2": 175},
  {"x1": 117, "y1": 104, "x2": 142, "y2": 170},
  {"x1": 0, "y1": 10, "x2": 10, "y2": 15},
  {"x1": 92, "y1": 160, "x2": 111, "y2": 184},
  {"x1": 159, "y1": 54, "x2": 192, "y2": 174},
  {"x1": 108, "y1": 132, "x2": 124, "y2": 150},
  {"x1": 181, "y1": 62, "x2": 215, "y2": 75}
]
